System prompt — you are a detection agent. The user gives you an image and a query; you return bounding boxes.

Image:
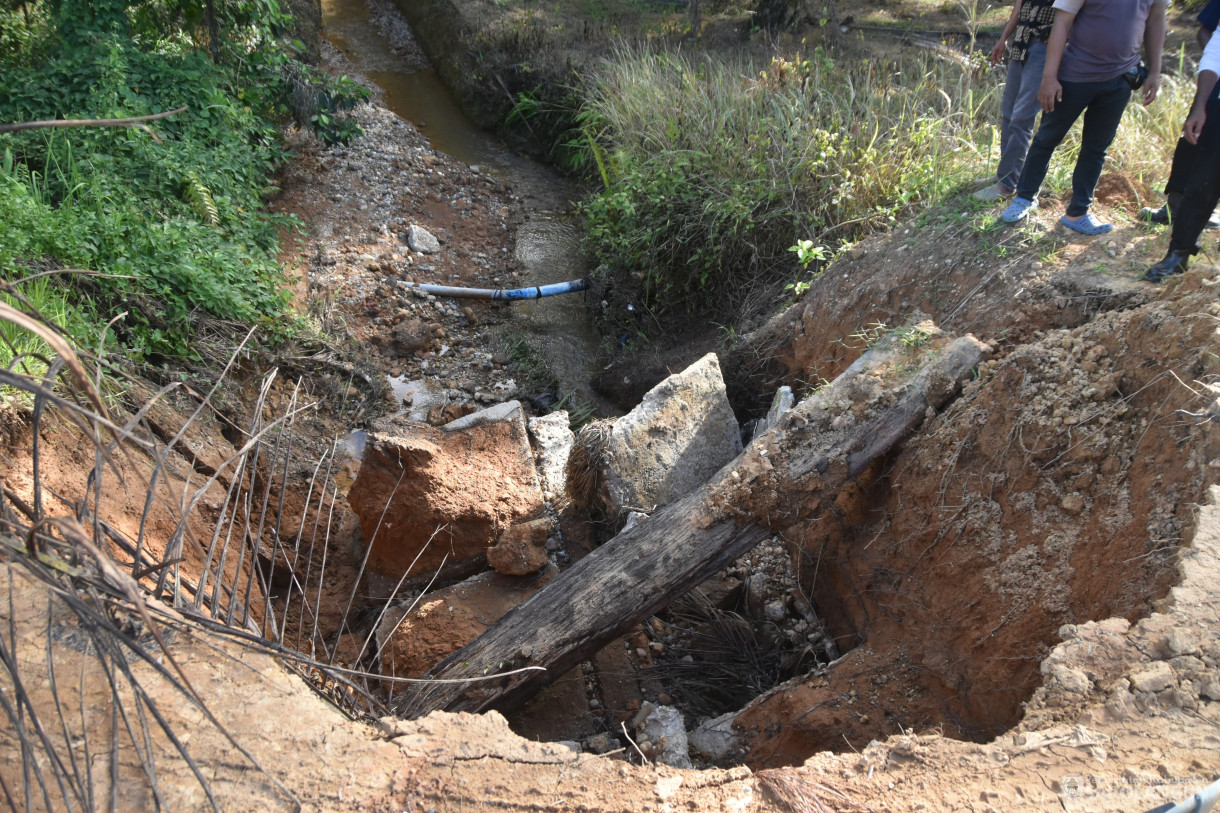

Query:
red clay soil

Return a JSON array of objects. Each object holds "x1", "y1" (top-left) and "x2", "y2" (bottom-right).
[{"x1": 732, "y1": 258, "x2": 1220, "y2": 767}]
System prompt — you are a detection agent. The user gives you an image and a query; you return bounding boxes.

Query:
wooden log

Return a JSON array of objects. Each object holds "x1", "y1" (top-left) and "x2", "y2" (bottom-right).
[{"x1": 394, "y1": 328, "x2": 989, "y2": 718}]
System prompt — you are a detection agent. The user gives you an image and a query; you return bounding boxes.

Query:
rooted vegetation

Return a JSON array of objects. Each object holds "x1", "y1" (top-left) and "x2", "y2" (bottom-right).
[{"x1": 577, "y1": 45, "x2": 1192, "y2": 324}]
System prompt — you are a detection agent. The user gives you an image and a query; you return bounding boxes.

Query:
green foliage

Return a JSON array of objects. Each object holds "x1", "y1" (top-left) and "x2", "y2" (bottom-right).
[
  {"x1": 785, "y1": 239, "x2": 826, "y2": 298},
  {"x1": 182, "y1": 170, "x2": 220, "y2": 227},
  {"x1": 0, "y1": 273, "x2": 93, "y2": 399},
  {"x1": 0, "y1": 0, "x2": 335, "y2": 357},
  {"x1": 552, "y1": 391, "x2": 596, "y2": 430},
  {"x1": 286, "y1": 66, "x2": 370, "y2": 145},
  {"x1": 577, "y1": 47, "x2": 996, "y2": 311},
  {"x1": 788, "y1": 239, "x2": 826, "y2": 269}
]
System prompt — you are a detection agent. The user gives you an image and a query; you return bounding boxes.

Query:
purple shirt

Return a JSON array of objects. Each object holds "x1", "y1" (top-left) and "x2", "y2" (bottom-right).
[{"x1": 1051, "y1": 0, "x2": 1166, "y2": 82}]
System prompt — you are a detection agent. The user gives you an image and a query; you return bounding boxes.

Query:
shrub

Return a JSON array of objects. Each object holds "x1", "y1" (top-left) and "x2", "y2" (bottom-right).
[{"x1": 0, "y1": 0, "x2": 352, "y2": 358}]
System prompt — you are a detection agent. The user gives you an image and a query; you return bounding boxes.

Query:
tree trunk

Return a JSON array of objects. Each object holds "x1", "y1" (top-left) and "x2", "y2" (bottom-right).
[{"x1": 394, "y1": 328, "x2": 989, "y2": 719}]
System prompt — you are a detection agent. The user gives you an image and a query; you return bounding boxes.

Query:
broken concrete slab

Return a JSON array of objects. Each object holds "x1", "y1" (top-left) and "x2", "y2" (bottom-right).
[
  {"x1": 570, "y1": 352, "x2": 741, "y2": 528},
  {"x1": 527, "y1": 411, "x2": 573, "y2": 500},
  {"x1": 757, "y1": 385, "x2": 794, "y2": 436},
  {"x1": 348, "y1": 402, "x2": 544, "y2": 578},
  {"x1": 687, "y1": 711, "x2": 743, "y2": 763},
  {"x1": 442, "y1": 399, "x2": 526, "y2": 432}
]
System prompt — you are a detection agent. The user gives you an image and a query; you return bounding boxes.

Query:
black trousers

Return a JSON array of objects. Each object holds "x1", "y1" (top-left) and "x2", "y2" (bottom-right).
[
  {"x1": 1169, "y1": 97, "x2": 1220, "y2": 253},
  {"x1": 1015, "y1": 76, "x2": 1132, "y2": 217}
]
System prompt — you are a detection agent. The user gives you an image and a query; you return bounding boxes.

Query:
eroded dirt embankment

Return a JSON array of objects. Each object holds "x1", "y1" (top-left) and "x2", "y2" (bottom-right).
[
  {"x1": 4, "y1": 5, "x2": 1220, "y2": 808},
  {"x1": 706, "y1": 180, "x2": 1220, "y2": 766},
  {"x1": 735, "y1": 276, "x2": 1220, "y2": 763}
]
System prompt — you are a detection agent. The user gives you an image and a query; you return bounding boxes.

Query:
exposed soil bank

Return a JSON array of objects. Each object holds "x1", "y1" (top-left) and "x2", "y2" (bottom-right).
[
  {"x1": 3, "y1": 1, "x2": 1220, "y2": 808},
  {"x1": 736, "y1": 279, "x2": 1220, "y2": 763}
]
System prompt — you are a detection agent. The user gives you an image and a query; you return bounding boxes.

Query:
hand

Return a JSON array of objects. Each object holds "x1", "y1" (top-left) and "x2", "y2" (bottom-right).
[
  {"x1": 990, "y1": 39, "x2": 1008, "y2": 66},
  {"x1": 1142, "y1": 74, "x2": 1161, "y2": 106},
  {"x1": 1039, "y1": 78, "x2": 1062, "y2": 112},
  {"x1": 1185, "y1": 108, "x2": 1207, "y2": 144}
]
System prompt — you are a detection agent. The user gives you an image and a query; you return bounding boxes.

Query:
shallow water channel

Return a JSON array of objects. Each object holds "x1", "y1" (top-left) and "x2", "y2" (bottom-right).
[{"x1": 321, "y1": 0, "x2": 611, "y2": 418}]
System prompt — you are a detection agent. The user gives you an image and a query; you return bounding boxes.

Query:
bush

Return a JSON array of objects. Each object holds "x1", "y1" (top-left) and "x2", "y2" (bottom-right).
[
  {"x1": 0, "y1": 0, "x2": 353, "y2": 359},
  {"x1": 0, "y1": 35, "x2": 297, "y2": 356}
]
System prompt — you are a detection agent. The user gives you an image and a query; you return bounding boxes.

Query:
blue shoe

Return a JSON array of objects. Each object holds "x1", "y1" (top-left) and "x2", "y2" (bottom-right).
[
  {"x1": 1060, "y1": 213, "x2": 1112, "y2": 236},
  {"x1": 1000, "y1": 197, "x2": 1036, "y2": 223}
]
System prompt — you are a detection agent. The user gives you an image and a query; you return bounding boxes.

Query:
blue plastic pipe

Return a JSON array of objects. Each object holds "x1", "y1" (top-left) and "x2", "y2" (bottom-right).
[{"x1": 398, "y1": 278, "x2": 588, "y2": 300}]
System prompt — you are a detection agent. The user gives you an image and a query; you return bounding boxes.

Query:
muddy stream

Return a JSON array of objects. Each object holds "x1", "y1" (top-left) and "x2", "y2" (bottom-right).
[{"x1": 322, "y1": 0, "x2": 611, "y2": 419}]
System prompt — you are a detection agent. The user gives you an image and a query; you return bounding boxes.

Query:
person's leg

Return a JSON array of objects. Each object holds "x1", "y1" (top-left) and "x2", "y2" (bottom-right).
[
  {"x1": 1141, "y1": 126, "x2": 1220, "y2": 225},
  {"x1": 1064, "y1": 77, "x2": 1131, "y2": 219},
  {"x1": 996, "y1": 41, "x2": 1047, "y2": 191},
  {"x1": 1168, "y1": 98, "x2": 1220, "y2": 251},
  {"x1": 1014, "y1": 79, "x2": 1094, "y2": 203},
  {"x1": 997, "y1": 58, "x2": 1022, "y2": 181},
  {"x1": 1163, "y1": 136, "x2": 1199, "y2": 198},
  {"x1": 1145, "y1": 97, "x2": 1220, "y2": 281}
]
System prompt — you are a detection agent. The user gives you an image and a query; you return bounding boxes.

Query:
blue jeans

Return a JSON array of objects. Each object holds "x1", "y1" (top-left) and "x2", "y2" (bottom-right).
[
  {"x1": 997, "y1": 41, "x2": 1047, "y2": 190},
  {"x1": 1169, "y1": 97, "x2": 1220, "y2": 252},
  {"x1": 1015, "y1": 75, "x2": 1133, "y2": 217}
]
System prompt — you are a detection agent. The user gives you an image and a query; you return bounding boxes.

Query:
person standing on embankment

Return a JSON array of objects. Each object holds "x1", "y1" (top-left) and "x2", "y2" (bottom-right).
[
  {"x1": 974, "y1": 0, "x2": 1056, "y2": 203},
  {"x1": 1144, "y1": 30, "x2": 1220, "y2": 282},
  {"x1": 998, "y1": 0, "x2": 1167, "y2": 236},
  {"x1": 1138, "y1": 0, "x2": 1220, "y2": 233}
]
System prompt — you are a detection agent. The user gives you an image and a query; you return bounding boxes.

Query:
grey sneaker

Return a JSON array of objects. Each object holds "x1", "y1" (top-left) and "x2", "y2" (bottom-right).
[{"x1": 973, "y1": 182, "x2": 1016, "y2": 202}]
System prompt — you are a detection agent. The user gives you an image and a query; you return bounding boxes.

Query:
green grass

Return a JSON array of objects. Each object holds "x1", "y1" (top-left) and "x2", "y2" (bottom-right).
[
  {"x1": 579, "y1": 45, "x2": 1002, "y2": 311},
  {"x1": 577, "y1": 42, "x2": 1193, "y2": 319},
  {"x1": 0, "y1": 274, "x2": 94, "y2": 399}
]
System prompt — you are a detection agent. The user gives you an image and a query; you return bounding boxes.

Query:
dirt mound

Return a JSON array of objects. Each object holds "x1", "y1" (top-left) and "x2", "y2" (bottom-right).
[
  {"x1": 733, "y1": 276, "x2": 1220, "y2": 764},
  {"x1": 1091, "y1": 170, "x2": 1150, "y2": 207}
]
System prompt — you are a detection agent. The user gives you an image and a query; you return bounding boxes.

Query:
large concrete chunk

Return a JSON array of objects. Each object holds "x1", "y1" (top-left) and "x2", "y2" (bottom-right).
[
  {"x1": 573, "y1": 353, "x2": 740, "y2": 524},
  {"x1": 349, "y1": 401, "x2": 544, "y2": 578},
  {"x1": 526, "y1": 411, "x2": 574, "y2": 500}
]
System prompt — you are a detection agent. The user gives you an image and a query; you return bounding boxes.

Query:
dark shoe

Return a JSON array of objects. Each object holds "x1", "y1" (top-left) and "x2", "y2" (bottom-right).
[
  {"x1": 1143, "y1": 250, "x2": 1192, "y2": 283},
  {"x1": 1139, "y1": 204, "x2": 1170, "y2": 225},
  {"x1": 1139, "y1": 192, "x2": 1219, "y2": 229}
]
